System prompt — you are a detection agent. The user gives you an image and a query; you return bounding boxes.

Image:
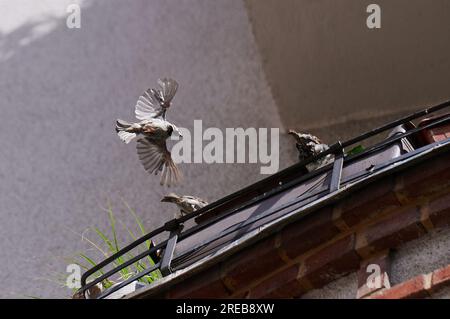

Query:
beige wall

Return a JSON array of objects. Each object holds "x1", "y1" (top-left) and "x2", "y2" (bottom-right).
[{"x1": 245, "y1": 0, "x2": 450, "y2": 141}]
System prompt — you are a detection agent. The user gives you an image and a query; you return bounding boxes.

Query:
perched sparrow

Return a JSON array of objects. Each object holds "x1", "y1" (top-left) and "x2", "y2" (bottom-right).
[
  {"x1": 135, "y1": 78, "x2": 178, "y2": 121},
  {"x1": 115, "y1": 117, "x2": 182, "y2": 186},
  {"x1": 288, "y1": 130, "x2": 334, "y2": 171},
  {"x1": 161, "y1": 193, "x2": 208, "y2": 219}
]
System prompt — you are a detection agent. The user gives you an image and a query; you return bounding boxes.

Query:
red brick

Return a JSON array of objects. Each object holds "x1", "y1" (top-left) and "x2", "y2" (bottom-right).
[
  {"x1": 428, "y1": 192, "x2": 450, "y2": 228},
  {"x1": 247, "y1": 264, "x2": 302, "y2": 298},
  {"x1": 339, "y1": 177, "x2": 401, "y2": 227},
  {"x1": 166, "y1": 266, "x2": 230, "y2": 298},
  {"x1": 373, "y1": 274, "x2": 431, "y2": 299},
  {"x1": 370, "y1": 265, "x2": 450, "y2": 299},
  {"x1": 220, "y1": 236, "x2": 286, "y2": 292},
  {"x1": 357, "y1": 250, "x2": 392, "y2": 298},
  {"x1": 279, "y1": 206, "x2": 340, "y2": 260},
  {"x1": 397, "y1": 153, "x2": 450, "y2": 201},
  {"x1": 356, "y1": 206, "x2": 426, "y2": 257},
  {"x1": 298, "y1": 234, "x2": 360, "y2": 288},
  {"x1": 432, "y1": 264, "x2": 450, "y2": 291}
]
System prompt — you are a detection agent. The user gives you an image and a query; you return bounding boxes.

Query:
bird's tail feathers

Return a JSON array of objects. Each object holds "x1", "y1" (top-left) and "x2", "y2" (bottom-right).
[
  {"x1": 159, "y1": 158, "x2": 182, "y2": 187},
  {"x1": 116, "y1": 119, "x2": 132, "y2": 131},
  {"x1": 116, "y1": 120, "x2": 137, "y2": 144}
]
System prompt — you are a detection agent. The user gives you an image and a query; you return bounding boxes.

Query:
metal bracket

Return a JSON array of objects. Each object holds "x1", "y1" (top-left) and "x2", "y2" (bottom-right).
[
  {"x1": 330, "y1": 142, "x2": 344, "y2": 193},
  {"x1": 160, "y1": 227, "x2": 181, "y2": 276}
]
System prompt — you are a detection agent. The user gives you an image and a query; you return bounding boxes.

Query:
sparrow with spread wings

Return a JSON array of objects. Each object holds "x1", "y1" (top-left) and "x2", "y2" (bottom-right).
[
  {"x1": 288, "y1": 130, "x2": 334, "y2": 172},
  {"x1": 115, "y1": 78, "x2": 182, "y2": 187}
]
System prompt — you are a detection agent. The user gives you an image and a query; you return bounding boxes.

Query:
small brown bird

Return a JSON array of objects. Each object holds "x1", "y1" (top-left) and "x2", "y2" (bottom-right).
[
  {"x1": 116, "y1": 78, "x2": 182, "y2": 186},
  {"x1": 288, "y1": 130, "x2": 334, "y2": 171},
  {"x1": 161, "y1": 193, "x2": 208, "y2": 219}
]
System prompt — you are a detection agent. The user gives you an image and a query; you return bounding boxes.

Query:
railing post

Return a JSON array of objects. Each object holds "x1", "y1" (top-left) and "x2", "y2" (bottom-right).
[
  {"x1": 160, "y1": 220, "x2": 183, "y2": 276},
  {"x1": 330, "y1": 141, "x2": 344, "y2": 193}
]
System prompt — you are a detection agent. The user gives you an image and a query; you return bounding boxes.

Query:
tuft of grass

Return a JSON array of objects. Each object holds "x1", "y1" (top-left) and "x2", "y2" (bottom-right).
[
  {"x1": 346, "y1": 145, "x2": 365, "y2": 156},
  {"x1": 56, "y1": 200, "x2": 162, "y2": 296}
]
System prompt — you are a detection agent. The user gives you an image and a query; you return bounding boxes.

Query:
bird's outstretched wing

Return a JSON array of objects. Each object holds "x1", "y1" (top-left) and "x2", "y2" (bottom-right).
[
  {"x1": 158, "y1": 78, "x2": 178, "y2": 103},
  {"x1": 135, "y1": 78, "x2": 178, "y2": 120},
  {"x1": 135, "y1": 89, "x2": 161, "y2": 120},
  {"x1": 136, "y1": 137, "x2": 182, "y2": 187}
]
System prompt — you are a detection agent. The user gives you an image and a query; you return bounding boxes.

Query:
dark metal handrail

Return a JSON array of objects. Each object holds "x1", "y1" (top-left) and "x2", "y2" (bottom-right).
[{"x1": 79, "y1": 99, "x2": 450, "y2": 298}]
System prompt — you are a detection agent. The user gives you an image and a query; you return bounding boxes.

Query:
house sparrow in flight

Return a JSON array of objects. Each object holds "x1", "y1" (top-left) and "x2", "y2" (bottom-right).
[
  {"x1": 288, "y1": 130, "x2": 334, "y2": 172},
  {"x1": 161, "y1": 193, "x2": 208, "y2": 219},
  {"x1": 135, "y1": 78, "x2": 178, "y2": 121},
  {"x1": 116, "y1": 78, "x2": 183, "y2": 186}
]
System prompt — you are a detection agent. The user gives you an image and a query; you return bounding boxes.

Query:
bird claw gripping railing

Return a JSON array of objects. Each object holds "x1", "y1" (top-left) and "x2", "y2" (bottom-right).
[{"x1": 78, "y1": 99, "x2": 450, "y2": 299}]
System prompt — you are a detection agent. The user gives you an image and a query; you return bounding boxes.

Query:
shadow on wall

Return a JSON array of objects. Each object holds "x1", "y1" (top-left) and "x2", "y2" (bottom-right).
[
  {"x1": 0, "y1": 0, "x2": 296, "y2": 298},
  {"x1": 245, "y1": 0, "x2": 450, "y2": 134}
]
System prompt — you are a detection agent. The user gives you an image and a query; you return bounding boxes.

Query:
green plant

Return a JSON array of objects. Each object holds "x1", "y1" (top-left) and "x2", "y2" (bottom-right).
[
  {"x1": 63, "y1": 200, "x2": 162, "y2": 296},
  {"x1": 346, "y1": 145, "x2": 365, "y2": 156}
]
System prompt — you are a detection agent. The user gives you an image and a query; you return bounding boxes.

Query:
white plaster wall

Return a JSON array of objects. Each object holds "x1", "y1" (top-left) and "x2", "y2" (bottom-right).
[
  {"x1": 390, "y1": 228, "x2": 450, "y2": 285},
  {"x1": 245, "y1": 0, "x2": 450, "y2": 135},
  {"x1": 0, "y1": 0, "x2": 295, "y2": 298}
]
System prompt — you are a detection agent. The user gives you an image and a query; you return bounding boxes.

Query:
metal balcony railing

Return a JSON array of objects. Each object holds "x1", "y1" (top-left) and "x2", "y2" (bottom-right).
[{"x1": 78, "y1": 99, "x2": 450, "y2": 299}]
